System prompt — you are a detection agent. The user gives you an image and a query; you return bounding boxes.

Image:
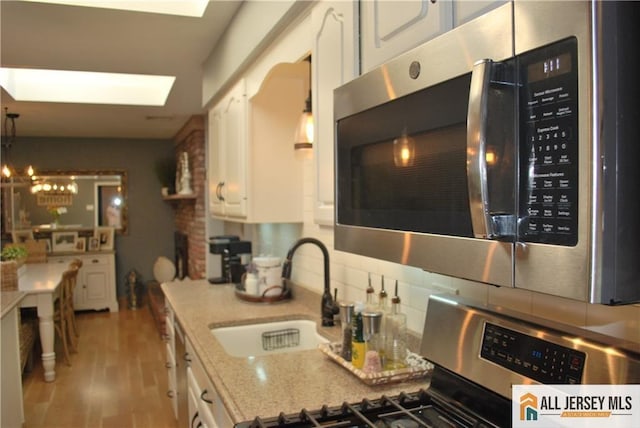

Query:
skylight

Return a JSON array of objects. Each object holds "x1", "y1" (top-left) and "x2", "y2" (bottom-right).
[
  {"x1": 19, "y1": 0, "x2": 210, "y2": 17},
  {"x1": 0, "y1": 68, "x2": 176, "y2": 106}
]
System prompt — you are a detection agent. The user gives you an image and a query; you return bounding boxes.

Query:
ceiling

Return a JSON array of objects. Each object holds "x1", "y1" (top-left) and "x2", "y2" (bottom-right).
[{"x1": 0, "y1": 0, "x2": 243, "y2": 140}]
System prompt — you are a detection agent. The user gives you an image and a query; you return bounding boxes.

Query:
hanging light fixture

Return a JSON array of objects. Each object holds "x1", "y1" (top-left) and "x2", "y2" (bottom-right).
[
  {"x1": 294, "y1": 56, "x2": 314, "y2": 152},
  {"x1": 393, "y1": 128, "x2": 416, "y2": 167},
  {"x1": 1, "y1": 107, "x2": 35, "y2": 179}
]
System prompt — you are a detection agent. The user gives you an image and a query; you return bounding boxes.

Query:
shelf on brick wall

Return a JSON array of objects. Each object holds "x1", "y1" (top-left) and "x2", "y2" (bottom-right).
[{"x1": 163, "y1": 193, "x2": 197, "y2": 202}]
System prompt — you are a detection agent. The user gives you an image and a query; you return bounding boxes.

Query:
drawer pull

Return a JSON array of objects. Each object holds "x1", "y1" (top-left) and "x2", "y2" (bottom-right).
[
  {"x1": 184, "y1": 352, "x2": 192, "y2": 363},
  {"x1": 166, "y1": 390, "x2": 175, "y2": 398},
  {"x1": 165, "y1": 362, "x2": 172, "y2": 369},
  {"x1": 200, "y1": 389, "x2": 213, "y2": 404}
]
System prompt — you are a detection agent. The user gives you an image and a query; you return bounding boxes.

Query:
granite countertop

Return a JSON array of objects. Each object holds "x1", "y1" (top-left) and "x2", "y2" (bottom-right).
[
  {"x1": 162, "y1": 280, "x2": 431, "y2": 424},
  {"x1": 1, "y1": 290, "x2": 26, "y2": 319}
]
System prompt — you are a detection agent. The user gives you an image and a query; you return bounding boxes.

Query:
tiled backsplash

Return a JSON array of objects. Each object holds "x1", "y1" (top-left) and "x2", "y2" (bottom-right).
[{"x1": 252, "y1": 157, "x2": 639, "y2": 346}]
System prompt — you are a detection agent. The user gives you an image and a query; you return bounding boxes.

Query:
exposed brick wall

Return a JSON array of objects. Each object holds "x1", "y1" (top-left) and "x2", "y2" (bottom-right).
[{"x1": 173, "y1": 116, "x2": 206, "y2": 280}]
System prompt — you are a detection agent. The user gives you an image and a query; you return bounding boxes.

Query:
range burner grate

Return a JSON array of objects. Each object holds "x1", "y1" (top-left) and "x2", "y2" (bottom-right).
[{"x1": 235, "y1": 390, "x2": 465, "y2": 428}]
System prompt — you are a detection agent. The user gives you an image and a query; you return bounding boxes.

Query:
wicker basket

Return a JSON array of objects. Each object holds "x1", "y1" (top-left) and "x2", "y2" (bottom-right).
[{"x1": 1, "y1": 260, "x2": 19, "y2": 291}]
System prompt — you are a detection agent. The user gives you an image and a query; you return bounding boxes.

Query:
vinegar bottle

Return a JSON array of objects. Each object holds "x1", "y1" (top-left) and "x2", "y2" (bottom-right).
[{"x1": 385, "y1": 280, "x2": 407, "y2": 370}]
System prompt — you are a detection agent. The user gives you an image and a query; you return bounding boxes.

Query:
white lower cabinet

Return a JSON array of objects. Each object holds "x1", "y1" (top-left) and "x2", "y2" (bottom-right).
[
  {"x1": 48, "y1": 252, "x2": 118, "y2": 312},
  {"x1": 186, "y1": 337, "x2": 233, "y2": 428},
  {"x1": 1, "y1": 302, "x2": 24, "y2": 427},
  {"x1": 166, "y1": 301, "x2": 233, "y2": 428}
]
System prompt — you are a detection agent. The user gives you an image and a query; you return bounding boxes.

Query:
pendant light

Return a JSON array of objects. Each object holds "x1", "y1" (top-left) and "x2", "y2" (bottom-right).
[
  {"x1": 294, "y1": 56, "x2": 314, "y2": 152},
  {"x1": 1, "y1": 107, "x2": 35, "y2": 179},
  {"x1": 393, "y1": 128, "x2": 416, "y2": 167}
]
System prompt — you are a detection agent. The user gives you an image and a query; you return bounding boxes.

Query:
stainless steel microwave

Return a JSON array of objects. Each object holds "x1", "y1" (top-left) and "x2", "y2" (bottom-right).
[{"x1": 334, "y1": 1, "x2": 640, "y2": 304}]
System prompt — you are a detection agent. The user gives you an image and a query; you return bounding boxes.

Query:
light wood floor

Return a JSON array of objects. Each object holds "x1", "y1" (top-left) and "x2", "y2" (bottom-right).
[{"x1": 22, "y1": 305, "x2": 178, "y2": 428}]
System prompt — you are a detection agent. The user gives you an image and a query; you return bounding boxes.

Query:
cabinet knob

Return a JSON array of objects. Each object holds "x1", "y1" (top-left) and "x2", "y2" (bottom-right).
[
  {"x1": 184, "y1": 352, "x2": 191, "y2": 363},
  {"x1": 165, "y1": 362, "x2": 172, "y2": 369},
  {"x1": 166, "y1": 390, "x2": 175, "y2": 399}
]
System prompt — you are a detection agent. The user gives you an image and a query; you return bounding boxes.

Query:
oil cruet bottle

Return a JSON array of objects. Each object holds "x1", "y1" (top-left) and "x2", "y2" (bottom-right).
[
  {"x1": 365, "y1": 273, "x2": 376, "y2": 310},
  {"x1": 377, "y1": 275, "x2": 389, "y2": 367},
  {"x1": 384, "y1": 280, "x2": 407, "y2": 370}
]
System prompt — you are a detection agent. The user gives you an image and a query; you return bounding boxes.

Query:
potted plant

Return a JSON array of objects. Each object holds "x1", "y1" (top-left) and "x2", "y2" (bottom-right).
[{"x1": 155, "y1": 156, "x2": 177, "y2": 196}]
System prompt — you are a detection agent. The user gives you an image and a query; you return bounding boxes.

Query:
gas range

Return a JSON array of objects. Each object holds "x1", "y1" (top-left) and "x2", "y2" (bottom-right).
[
  {"x1": 235, "y1": 296, "x2": 640, "y2": 428},
  {"x1": 236, "y1": 367, "x2": 510, "y2": 428}
]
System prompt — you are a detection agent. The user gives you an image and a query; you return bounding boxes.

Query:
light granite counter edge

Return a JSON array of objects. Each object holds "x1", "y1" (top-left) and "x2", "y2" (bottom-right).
[
  {"x1": 162, "y1": 280, "x2": 431, "y2": 424},
  {"x1": 1, "y1": 291, "x2": 26, "y2": 319}
]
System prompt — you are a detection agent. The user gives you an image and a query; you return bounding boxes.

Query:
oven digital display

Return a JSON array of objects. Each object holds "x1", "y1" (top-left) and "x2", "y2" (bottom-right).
[{"x1": 480, "y1": 322, "x2": 585, "y2": 384}]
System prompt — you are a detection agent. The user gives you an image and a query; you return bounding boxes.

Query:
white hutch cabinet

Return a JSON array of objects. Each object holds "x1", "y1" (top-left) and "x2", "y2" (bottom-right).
[{"x1": 48, "y1": 252, "x2": 118, "y2": 312}]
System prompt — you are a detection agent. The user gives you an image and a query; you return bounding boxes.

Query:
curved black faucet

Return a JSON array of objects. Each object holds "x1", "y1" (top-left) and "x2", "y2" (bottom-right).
[{"x1": 282, "y1": 237, "x2": 339, "y2": 326}]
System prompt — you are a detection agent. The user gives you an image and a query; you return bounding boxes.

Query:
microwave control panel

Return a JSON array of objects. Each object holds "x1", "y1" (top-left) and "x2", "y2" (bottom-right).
[
  {"x1": 519, "y1": 38, "x2": 579, "y2": 246},
  {"x1": 480, "y1": 322, "x2": 585, "y2": 384}
]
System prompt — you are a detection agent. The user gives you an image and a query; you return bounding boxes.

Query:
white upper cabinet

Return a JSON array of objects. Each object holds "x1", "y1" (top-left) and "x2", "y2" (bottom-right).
[
  {"x1": 360, "y1": 0, "x2": 453, "y2": 73},
  {"x1": 360, "y1": 0, "x2": 508, "y2": 73},
  {"x1": 208, "y1": 79, "x2": 248, "y2": 219},
  {"x1": 452, "y1": 0, "x2": 508, "y2": 27},
  {"x1": 312, "y1": 1, "x2": 359, "y2": 225},
  {"x1": 208, "y1": 66, "x2": 305, "y2": 224}
]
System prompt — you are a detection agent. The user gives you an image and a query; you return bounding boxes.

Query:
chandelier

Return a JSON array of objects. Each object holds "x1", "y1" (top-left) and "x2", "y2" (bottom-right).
[
  {"x1": 30, "y1": 179, "x2": 78, "y2": 195},
  {"x1": 1, "y1": 107, "x2": 34, "y2": 179}
]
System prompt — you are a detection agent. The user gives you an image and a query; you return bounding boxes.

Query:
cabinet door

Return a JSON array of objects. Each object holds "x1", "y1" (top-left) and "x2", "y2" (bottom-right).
[
  {"x1": 452, "y1": 0, "x2": 507, "y2": 27},
  {"x1": 312, "y1": 0, "x2": 359, "y2": 225},
  {"x1": 208, "y1": 106, "x2": 225, "y2": 216},
  {"x1": 220, "y1": 80, "x2": 248, "y2": 218},
  {"x1": 360, "y1": 0, "x2": 453, "y2": 72},
  {"x1": 166, "y1": 342, "x2": 178, "y2": 419}
]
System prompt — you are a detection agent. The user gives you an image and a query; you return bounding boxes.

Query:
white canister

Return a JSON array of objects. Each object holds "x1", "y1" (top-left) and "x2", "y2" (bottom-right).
[{"x1": 253, "y1": 256, "x2": 282, "y2": 289}]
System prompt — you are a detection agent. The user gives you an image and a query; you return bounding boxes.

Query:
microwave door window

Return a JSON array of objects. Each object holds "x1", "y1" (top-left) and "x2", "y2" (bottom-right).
[
  {"x1": 349, "y1": 125, "x2": 473, "y2": 236},
  {"x1": 337, "y1": 73, "x2": 475, "y2": 237}
]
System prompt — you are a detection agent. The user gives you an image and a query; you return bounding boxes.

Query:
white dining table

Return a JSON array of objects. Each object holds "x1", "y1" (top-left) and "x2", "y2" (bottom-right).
[{"x1": 18, "y1": 263, "x2": 69, "y2": 382}]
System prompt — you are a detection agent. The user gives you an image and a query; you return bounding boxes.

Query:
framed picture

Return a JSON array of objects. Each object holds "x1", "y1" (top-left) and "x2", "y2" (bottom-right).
[
  {"x1": 94, "y1": 227, "x2": 115, "y2": 250},
  {"x1": 12, "y1": 229, "x2": 34, "y2": 244},
  {"x1": 52, "y1": 231, "x2": 79, "y2": 253},
  {"x1": 88, "y1": 237, "x2": 100, "y2": 252},
  {"x1": 75, "y1": 237, "x2": 86, "y2": 252}
]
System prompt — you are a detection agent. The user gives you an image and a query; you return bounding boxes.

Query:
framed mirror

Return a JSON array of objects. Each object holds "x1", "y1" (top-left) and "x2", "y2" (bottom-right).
[{"x1": 2, "y1": 169, "x2": 128, "y2": 235}]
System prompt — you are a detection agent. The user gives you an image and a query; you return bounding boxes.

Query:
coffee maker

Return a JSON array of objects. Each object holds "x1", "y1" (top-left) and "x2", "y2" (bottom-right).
[{"x1": 208, "y1": 235, "x2": 252, "y2": 284}]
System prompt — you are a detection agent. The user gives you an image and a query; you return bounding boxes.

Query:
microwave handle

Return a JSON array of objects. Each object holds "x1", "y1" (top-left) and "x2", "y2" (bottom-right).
[{"x1": 467, "y1": 59, "x2": 495, "y2": 239}]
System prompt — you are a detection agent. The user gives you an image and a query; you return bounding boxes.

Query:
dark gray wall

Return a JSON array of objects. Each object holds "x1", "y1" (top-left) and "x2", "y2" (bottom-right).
[{"x1": 11, "y1": 136, "x2": 176, "y2": 297}]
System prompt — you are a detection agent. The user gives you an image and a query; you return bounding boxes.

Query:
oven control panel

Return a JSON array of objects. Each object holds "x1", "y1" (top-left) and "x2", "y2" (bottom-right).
[{"x1": 480, "y1": 322, "x2": 585, "y2": 384}]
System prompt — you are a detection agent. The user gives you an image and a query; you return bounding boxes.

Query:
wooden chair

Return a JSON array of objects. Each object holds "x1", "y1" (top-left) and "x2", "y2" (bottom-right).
[
  {"x1": 66, "y1": 260, "x2": 82, "y2": 346},
  {"x1": 24, "y1": 240, "x2": 48, "y2": 263},
  {"x1": 54, "y1": 268, "x2": 79, "y2": 365}
]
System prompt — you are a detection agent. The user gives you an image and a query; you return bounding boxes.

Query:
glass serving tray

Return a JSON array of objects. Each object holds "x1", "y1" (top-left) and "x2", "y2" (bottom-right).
[{"x1": 318, "y1": 342, "x2": 433, "y2": 385}]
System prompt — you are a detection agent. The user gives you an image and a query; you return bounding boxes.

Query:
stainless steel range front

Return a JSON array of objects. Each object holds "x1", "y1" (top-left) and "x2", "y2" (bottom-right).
[{"x1": 235, "y1": 296, "x2": 640, "y2": 427}]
